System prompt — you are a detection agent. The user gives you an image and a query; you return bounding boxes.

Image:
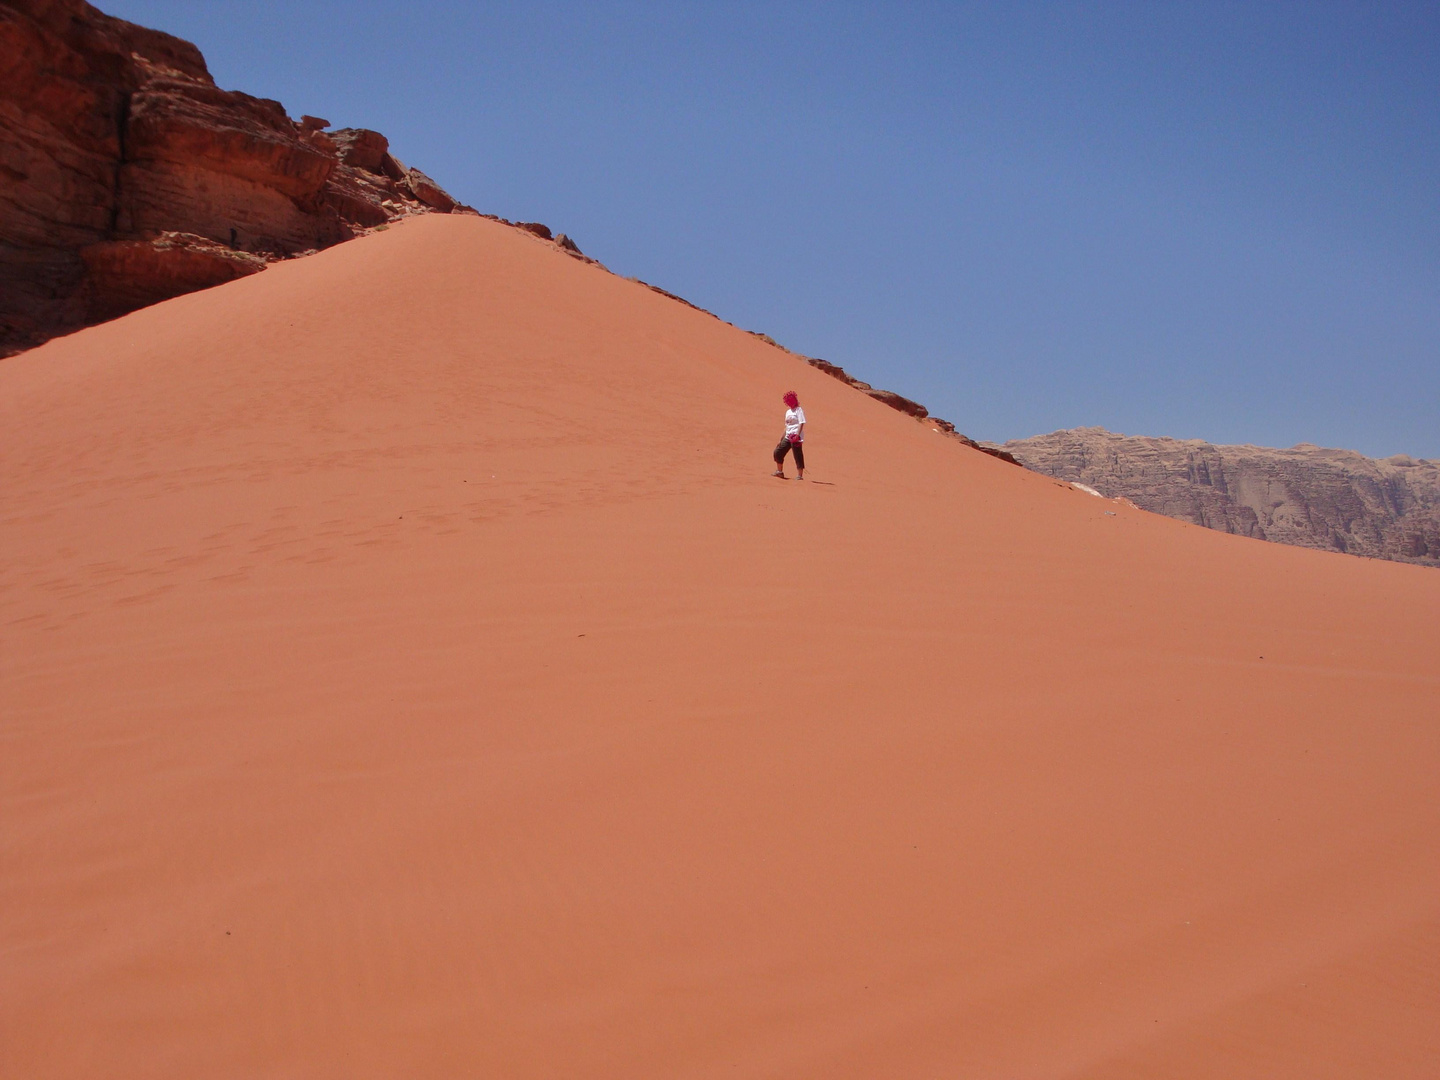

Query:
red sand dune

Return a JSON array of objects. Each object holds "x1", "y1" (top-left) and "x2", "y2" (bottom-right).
[{"x1": 3, "y1": 214, "x2": 1438, "y2": 1078}]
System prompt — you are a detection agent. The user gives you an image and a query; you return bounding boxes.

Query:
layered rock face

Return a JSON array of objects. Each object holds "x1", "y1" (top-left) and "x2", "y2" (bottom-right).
[
  {"x1": 1001, "y1": 427, "x2": 1440, "y2": 567},
  {"x1": 0, "y1": 0, "x2": 468, "y2": 355}
]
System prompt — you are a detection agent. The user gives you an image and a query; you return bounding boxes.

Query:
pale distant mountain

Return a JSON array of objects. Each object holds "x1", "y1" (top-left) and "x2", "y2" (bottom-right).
[{"x1": 998, "y1": 427, "x2": 1440, "y2": 567}]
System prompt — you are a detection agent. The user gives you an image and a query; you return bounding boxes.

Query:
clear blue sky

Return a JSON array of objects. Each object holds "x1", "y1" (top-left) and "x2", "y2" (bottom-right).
[{"x1": 104, "y1": 1, "x2": 1439, "y2": 458}]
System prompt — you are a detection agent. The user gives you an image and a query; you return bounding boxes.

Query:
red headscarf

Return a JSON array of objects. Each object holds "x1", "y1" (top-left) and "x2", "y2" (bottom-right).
[{"x1": 783, "y1": 391, "x2": 799, "y2": 408}]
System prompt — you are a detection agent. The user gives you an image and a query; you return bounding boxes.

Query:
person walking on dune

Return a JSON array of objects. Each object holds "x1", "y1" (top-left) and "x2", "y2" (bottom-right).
[{"x1": 772, "y1": 390, "x2": 806, "y2": 480}]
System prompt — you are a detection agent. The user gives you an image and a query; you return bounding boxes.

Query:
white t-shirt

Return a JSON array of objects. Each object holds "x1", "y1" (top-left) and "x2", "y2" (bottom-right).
[{"x1": 785, "y1": 406, "x2": 806, "y2": 440}]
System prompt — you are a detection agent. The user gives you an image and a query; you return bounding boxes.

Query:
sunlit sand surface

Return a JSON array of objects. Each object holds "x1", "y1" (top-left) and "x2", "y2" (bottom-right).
[{"x1": 3, "y1": 214, "x2": 1437, "y2": 1077}]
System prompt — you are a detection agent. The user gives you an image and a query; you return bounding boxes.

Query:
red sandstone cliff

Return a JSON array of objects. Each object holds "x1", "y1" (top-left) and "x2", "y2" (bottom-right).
[{"x1": 0, "y1": 0, "x2": 469, "y2": 355}]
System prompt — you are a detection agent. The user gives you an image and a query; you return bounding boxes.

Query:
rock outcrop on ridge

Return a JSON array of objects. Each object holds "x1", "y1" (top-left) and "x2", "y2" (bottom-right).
[
  {"x1": 1000, "y1": 427, "x2": 1440, "y2": 567},
  {"x1": 0, "y1": 0, "x2": 470, "y2": 355},
  {"x1": 626, "y1": 279, "x2": 1022, "y2": 465},
  {"x1": 787, "y1": 348, "x2": 1021, "y2": 465}
]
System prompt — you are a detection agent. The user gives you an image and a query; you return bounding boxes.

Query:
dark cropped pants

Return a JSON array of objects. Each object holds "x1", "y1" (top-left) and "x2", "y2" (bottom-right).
[{"x1": 774, "y1": 437, "x2": 805, "y2": 471}]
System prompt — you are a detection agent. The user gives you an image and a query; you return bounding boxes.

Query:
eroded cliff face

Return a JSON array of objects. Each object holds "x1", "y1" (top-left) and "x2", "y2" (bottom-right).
[
  {"x1": 0, "y1": 0, "x2": 469, "y2": 355},
  {"x1": 1001, "y1": 427, "x2": 1440, "y2": 567}
]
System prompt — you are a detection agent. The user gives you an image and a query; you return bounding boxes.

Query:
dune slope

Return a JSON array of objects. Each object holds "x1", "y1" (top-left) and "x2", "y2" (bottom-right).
[{"x1": 3, "y1": 214, "x2": 1438, "y2": 1078}]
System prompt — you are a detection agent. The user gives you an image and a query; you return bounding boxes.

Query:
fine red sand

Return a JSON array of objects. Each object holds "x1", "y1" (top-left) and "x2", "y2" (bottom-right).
[{"x1": 3, "y1": 214, "x2": 1437, "y2": 1078}]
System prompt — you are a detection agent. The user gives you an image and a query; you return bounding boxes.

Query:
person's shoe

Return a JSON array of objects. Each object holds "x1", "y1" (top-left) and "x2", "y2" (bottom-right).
[{"x1": 772, "y1": 470, "x2": 786, "y2": 478}]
